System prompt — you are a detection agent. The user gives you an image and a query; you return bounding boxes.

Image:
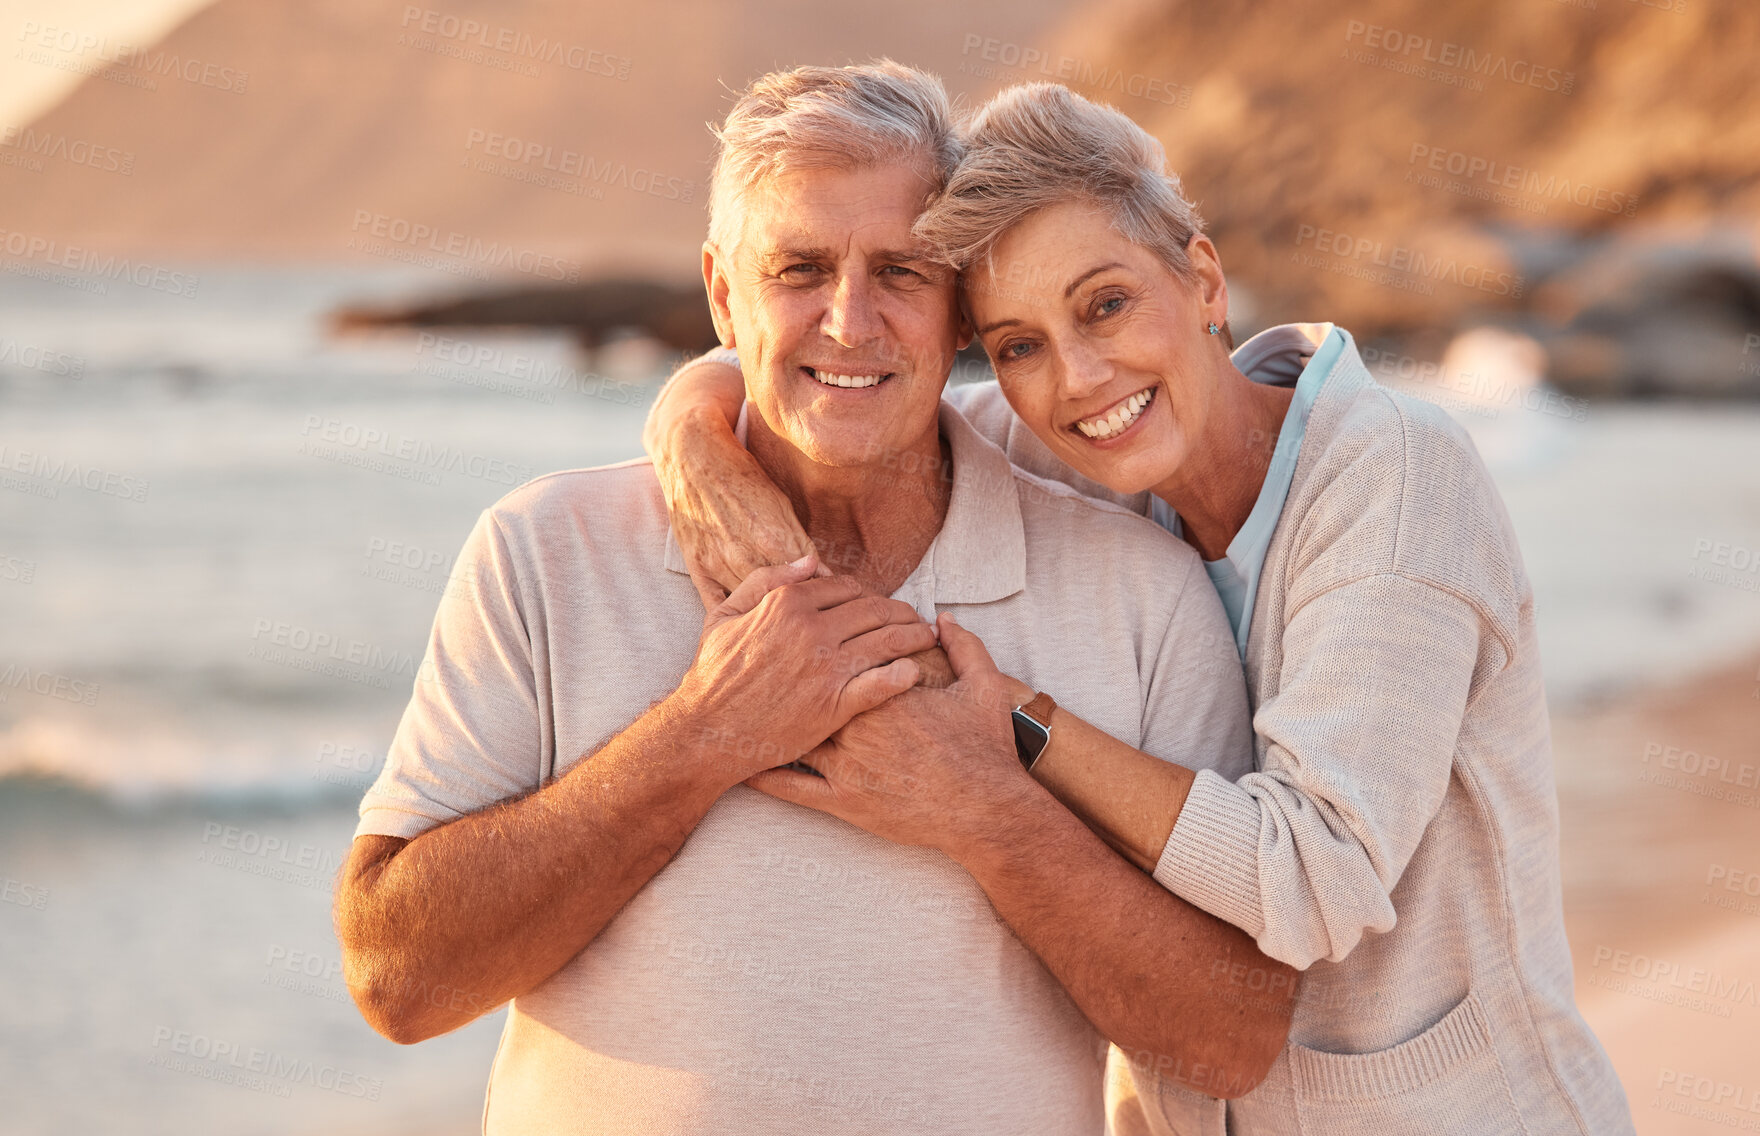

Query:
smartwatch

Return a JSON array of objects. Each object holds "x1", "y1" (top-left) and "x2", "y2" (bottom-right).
[{"x1": 1011, "y1": 691, "x2": 1057, "y2": 773}]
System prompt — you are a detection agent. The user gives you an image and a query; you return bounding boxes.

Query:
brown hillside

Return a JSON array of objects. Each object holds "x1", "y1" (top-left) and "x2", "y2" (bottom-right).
[
  {"x1": 0, "y1": 0, "x2": 1076, "y2": 273},
  {"x1": 1044, "y1": 0, "x2": 1760, "y2": 335}
]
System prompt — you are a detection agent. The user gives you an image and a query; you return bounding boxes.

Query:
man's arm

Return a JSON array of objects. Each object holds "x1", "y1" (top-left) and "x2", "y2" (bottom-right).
[
  {"x1": 335, "y1": 557, "x2": 935, "y2": 1043},
  {"x1": 337, "y1": 697, "x2": 731, "y2": 1044},
  {"x1": 746, "y1": 614, "x2": 1295, "y2": 1099},
  {"x1": 953, "y1": 772, "x2": 1292, "y2": 1100}
]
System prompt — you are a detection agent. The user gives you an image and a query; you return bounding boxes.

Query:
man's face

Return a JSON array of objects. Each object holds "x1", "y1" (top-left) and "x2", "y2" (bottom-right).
[{"x1": 705, "y1": 159, "x2": 969, "y2": 471}]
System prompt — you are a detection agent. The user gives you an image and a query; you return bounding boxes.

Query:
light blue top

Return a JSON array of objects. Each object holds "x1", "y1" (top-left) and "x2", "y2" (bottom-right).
[{"x1": 1150, "y1": 326, "x2": 1346, "y2": 657}]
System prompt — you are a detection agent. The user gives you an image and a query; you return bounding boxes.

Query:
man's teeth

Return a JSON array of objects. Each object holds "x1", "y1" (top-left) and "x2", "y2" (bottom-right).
[
  {"x1": 811, "y1": 370, "x2": 885, "y2": 389},
  {"x1": 1076, "y1": 388, "x2": 1155, "y2": 439}
]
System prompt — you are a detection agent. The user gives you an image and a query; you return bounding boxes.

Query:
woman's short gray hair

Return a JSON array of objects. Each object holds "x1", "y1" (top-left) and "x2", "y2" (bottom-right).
[
  {"x1": 707, "y1": 60, "x2": 962, "y2": 255},
  {"x1": 914, "y1": 82, "x2": 1206, "y2": 281}
]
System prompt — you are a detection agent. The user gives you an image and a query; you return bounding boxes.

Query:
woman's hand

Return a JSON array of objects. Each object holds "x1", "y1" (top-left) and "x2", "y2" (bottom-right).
[
  {"x1": 743, "y1": 613, "x2": 1031, "y2": 854},
  {"x1": 645, "y1": 360, "x2": 817, "y2": 609},
  {"x1": 677, "y1": 556, "x2": 936, "y2": 781}
]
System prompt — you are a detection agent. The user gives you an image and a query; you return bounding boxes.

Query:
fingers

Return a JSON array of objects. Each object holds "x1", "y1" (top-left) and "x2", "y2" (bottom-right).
[
  {"x1": 688, "y1": 569, "x2": 730, "y2": 613},
  {"x1": 906, "y1": 645, "x2": 957, "y2": 690},
  {"x1": 837, "y1": 621, "x2": 940, "y2": 675},
  {"x1": 937, "y1": 612, "x2": 1000, "y2": 682},
  {"x1": 823, "y1": 592, "x2": 927, "y2": 643},
  {"x1": 836, "y1": 657, "x2": 919, "y2": 721},
  {"x1": 713, "y1": 555, "x2": 818, "y2": 619},
  {"x1": 780, "y1": 573, "x2": 867, "y2": 612},
  {"x1": 745, "y1": 765, "x2": 836, "y2": 809}
]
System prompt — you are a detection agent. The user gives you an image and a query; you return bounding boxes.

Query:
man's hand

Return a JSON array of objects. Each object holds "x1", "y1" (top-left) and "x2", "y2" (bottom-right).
[
  {"x1": 673, "y1": 556, "x2": 937, "y2": 783},
  {"x1": 745, "y1": 613, "x2": 1029, "y2": 853}
]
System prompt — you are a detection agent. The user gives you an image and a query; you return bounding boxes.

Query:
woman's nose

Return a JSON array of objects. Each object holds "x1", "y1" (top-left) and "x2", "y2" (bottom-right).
[{"x1": 1057, "y1": 339, "x2": 1114, "y2": 399}]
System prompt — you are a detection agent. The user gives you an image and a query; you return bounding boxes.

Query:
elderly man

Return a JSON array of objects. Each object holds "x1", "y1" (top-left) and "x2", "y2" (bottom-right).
[{"x1": 335, "y1": 61, "x2": 1292, "y2": 1134}]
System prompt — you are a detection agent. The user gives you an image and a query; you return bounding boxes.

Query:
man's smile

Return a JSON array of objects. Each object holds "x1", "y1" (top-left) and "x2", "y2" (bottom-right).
[{"x1": 801, "y1": 364, "x2": 894, "y2": 390}]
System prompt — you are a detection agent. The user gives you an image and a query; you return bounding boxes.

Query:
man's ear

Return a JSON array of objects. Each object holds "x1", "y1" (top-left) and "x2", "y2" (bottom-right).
[{"x1": 702, "y1": 242, "x2": 736, "y2": 349}]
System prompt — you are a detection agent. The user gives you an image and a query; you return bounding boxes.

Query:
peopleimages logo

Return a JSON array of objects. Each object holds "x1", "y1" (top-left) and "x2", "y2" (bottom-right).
[
  {"x1": 0, "y1": 336, "x2": 84, "y2": 378},
  {"x1": 463, "y1": 130, "x2": 693, "y2": 202},
  {"x1": 298, "y1": 414, "x2": 533, "y2": 487},
  {"x1": 0, "y1": 442, "x2": 149, "y2": 501},
  {"x1": 0, "y1": 229, "x2": 198, "y2": 297},
  {"x1": 1293, "y1": 224, "x2": 1525, "y2": 298},
  {"x1": 397, "y1": 6, "x2": 631, "y2": 79},
  {"x1": 347, "y1": 210, "x2": 580, "y2": 283},
  {"x1": 0, "y1": 125, "x2": 134, "y2": 175},
  {"x1": 1342, "y1": 21, "x2": 1575, "y2": 94},
  {"x1": 1406, "y1": 144, "x2": 1639, "y2": 217},
  {"x1": 15, "y1": 21, "x2": 250, "y2": 93},
  {"x1": 148, "y1": 1026, "x2": 382, "y2": 1100}
]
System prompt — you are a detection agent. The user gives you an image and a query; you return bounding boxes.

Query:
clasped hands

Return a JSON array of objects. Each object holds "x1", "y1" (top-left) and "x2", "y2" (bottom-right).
[{"x1": 674, "y1": 554, "x2": 1039, "y2": 855}]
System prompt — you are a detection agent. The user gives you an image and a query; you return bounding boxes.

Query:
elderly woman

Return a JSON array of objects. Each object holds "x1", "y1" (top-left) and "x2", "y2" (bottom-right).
[{"x1": 645, "y1": 82, "x2": 1633, "y2": 1134}]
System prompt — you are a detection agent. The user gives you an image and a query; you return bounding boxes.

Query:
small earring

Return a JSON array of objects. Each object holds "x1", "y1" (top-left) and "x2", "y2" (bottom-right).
[{"x1": 1206, "y1": 322, "x2": 1221, "y2": 335}]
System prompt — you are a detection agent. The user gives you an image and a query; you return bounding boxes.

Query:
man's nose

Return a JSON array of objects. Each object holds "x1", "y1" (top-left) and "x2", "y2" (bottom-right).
[{"x1": 821, "y1": 273, "x2": 884, "y2": 347}]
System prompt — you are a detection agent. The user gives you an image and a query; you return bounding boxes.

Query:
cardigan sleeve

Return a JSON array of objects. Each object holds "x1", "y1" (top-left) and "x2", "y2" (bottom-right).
[{"x1": 1151, "y1": 571, "x2": 1484, "y2": 969}]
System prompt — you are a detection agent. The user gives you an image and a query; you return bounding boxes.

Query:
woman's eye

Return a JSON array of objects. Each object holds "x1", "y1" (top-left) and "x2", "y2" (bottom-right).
[
  {"x1": 1001, "y1": 340, "x2": 1034, "y2": 361},
  {"x1": 1095, "y1": 295, "x2": 1125, "y2": 318}
]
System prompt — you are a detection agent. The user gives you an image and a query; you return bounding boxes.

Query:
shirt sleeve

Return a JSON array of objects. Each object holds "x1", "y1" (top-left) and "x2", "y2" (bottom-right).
[
  {"x1": 355, "y1": 508, "x2": 544, "y2": 840},
  {"x1": 1137, "y1": 552, "x2": 1255, "y2": 780},
  {"x1": 1152, "y1": 572, "x2": 1482, "y2": 969}
]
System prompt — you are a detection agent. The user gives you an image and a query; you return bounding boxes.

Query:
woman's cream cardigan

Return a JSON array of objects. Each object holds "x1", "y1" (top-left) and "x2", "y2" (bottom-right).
[{"x1": 950, "y1": 324, "x2": 1634, "y2": 1136}]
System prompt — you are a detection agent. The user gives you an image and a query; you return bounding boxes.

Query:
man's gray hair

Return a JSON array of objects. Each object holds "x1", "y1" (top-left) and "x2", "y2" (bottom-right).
[
  {"x1": 707, "y1": 60, "x2": 962, "y2": 255},
  {"x1": 914, "y1": 82, "x2": 1207, "y2": 282}
]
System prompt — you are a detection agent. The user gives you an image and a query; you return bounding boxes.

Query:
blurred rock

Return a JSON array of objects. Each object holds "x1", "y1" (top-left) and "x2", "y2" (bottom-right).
[
  {"x1": 329, "y1": 278, "x2": 719, "y2": 355},
  {"x1": 1519, "y1": 232, "x2": 1760, "y2": 399}
]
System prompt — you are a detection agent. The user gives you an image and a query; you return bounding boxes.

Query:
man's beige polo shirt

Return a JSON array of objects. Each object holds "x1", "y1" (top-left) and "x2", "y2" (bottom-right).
[{"x1": 356, "y1": 401, "x2": 1252, "y2": 1134}]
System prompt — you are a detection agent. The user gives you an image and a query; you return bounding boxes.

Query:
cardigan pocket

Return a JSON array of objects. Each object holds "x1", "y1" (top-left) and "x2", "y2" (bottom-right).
[{"x1": 1288, "y1": 990, "x2": 1530, "y2": 1135}]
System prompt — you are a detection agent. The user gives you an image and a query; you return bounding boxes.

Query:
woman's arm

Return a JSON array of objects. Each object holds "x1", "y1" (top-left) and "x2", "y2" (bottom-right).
[
  {"x1": 1011, "y1": 685, "x2": 1197, "y2": 871},
  {"x1": 642, "y1": 363, "x2": 1149, "y2": 608},
  {"x1": 642, "y1": 356, "x2": 816, "y2": 604},
  {"x1": 643, "y1": 354, "x2": 958, "y2": 687},
  {"x1": 1155, "y1": 574, "x2": 1481, "y2": 969},
  {"x1": 1016, "y1": 573, "x2": 1482, "y2": 972}
]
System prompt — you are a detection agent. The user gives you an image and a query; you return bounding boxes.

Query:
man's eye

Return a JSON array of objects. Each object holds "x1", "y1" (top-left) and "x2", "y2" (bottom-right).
[
  {"x1": 882, "y1": 265, "x2": 921, "y2": 280},
  {"x1": 1000, "y1": 340, "x2": 1034, "y2": 361},
  {"x1": 781, "y1": 264, "x2": 820, "y2": 278}
]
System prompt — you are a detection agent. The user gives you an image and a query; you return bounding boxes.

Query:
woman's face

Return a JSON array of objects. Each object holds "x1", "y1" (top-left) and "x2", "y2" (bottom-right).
[{"x1": 967, "y1": 200, "x2": 1226, "y2": 496}]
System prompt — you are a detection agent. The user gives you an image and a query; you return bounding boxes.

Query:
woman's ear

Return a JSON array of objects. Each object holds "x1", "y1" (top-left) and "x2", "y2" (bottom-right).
[
  {"x1": 702, "y1": 242, "x2": 736, "y2": 349},
  {"x1": 1185, "y1": 233, "x2": 1229, "y2": 330}
]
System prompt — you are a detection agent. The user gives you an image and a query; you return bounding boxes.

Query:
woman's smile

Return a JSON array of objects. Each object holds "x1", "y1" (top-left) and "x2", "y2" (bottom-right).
[{"x1": 1071, "y1": 385, "x2": 1157, "y2": 442}]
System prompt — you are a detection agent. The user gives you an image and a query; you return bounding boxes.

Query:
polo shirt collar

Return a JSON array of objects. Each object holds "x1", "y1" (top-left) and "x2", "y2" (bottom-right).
[{"x1": 663, "y1": 400, "x2": 1027, "y2": 605}]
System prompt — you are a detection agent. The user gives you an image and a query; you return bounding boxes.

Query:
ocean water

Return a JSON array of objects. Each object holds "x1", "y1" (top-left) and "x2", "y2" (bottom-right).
[
  {"x1": 1, "y1": 267, "x2": 660, "y2": 1134},
  {"x1": 3, "y1": 269, "x2": 1759, "y2": 1133}
]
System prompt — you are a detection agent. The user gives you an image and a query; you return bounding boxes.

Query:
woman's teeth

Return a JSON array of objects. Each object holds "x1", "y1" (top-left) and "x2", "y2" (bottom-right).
[
  {"x1": 811, "y1": 370, "x2": 885, "y2": 389},
  {"x1": 1076, "y1": 388, "x2": 1155, "y2": 439}
]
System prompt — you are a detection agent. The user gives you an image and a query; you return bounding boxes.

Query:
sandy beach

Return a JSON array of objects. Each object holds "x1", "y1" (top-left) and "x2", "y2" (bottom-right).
[{"x1": 1557, "y1": 653, "x2": 1760, "y2": 1134}]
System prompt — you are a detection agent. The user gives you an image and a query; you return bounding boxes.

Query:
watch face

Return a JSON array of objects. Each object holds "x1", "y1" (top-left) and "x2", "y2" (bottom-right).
[{"x1": 1011, "y1": 709, "x2": 1051, "y2": 769}]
